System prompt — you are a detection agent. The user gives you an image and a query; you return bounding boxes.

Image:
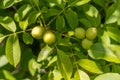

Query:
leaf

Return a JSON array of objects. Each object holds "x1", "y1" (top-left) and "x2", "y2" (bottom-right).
[
  {"x1": 68, "y1": 0, "x2": 90, "y2": 7},
  {"x1": 0, "y1": 34, "x2": 7, "y2": 43},
  {"x1": 37, "y1": 45, "x2": 53, "y2": 62},
  {"x1": 94, "y1": 73, "x2": 120, "y2": 80},
  {"x1": 53, "y1": 69, "x2": 62, "y2": 80},
  {"x1": 3, "y1": 70, "x2": 16, "y2": 80},
  {"x1": 0, "y1": 55, "x2": 8, "y2": 68},
  {"x1": 105, "y1": 0, "x2": 120, "y2": 24},
  {"x1": 101, "y1": 31, "x2": 110, "y2": 46},
  {"x1": 19, "y1": 18, "x2": 28, "y2": 30},
  {"x1": 5, "y1": 35, "x2": 21, "y2": 67},
  {"x1": 107, "y1": 27, "x2": 120, "y2": 43},
  {"x1": 44, "y1": 9, "x2": 60, "y2": 19},
  {"x1": 28, "y1": 11, "x2": 41, "y2": 24},
  {"x1": 46, "y1": 56, "x2": 57, "y2": 68},
  {"x1": 75, "y1": 0, "x2": 90, "y2": 6},
  {"x1": 28, "y1": 58, "x2": 40, "y2": 76},
  {"x1": 80, "y1": 4, "x2": 101, "y2": 27},
  {"x1": 78, "y1": 59, "x2": 103, "y2": 74},
  {"x1": 57, "y1": 49, "x2": 73, "y2": 80},
  {"x1": 74, "y1": 69, "x2": 90, "y2": 80},
  {"x1": 23, "y1": 32, "x2": 33, "y2": 45},
  {"x1": 56, "y1": 15, "x2": 65, "y2": 31},
  {"x1": 47, "y1": 0, "x2": 65, "y2": 8},
  {"x1": 0, "y1": 0, "x2": 15, "y2": 9},
  {"x1": 14, "y1": 4, "x2": 32, "y2": 21},
  {"x1": 88, "y1": 43, "x2": 120, "y2": 63},
  {"x1": 92, "y1": 0, "x2": 105, "y2": 7},
  {"x1": 65, "y1": 9, "x2": 78, "y2": 29},
  {"x1": 0, "y1": 16, "x2": 16, "y2": 32}
]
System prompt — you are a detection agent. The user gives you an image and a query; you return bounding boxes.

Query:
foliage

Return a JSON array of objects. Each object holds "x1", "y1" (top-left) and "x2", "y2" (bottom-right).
[{"x1": 0, "y1": 0, "x2": 120, "y2": 80}]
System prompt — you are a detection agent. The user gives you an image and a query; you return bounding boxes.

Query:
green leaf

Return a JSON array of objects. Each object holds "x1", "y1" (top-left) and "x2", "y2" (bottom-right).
[
  {"x1": 3, "y1": 70, "x2": 16, "y2": 80},
  {"x1": 0, "y1": 34, "x2": 7, "y2": 43},
  {"x1": 37, "y1": 45, "x2": 53, "y2": 62},
  {"x1": 14, "y1": 4, "x2": 32, "y2": 21},
  {"x1": 44, "y1": 9, "x2": 59, "y2": 19},
  {"x1": 65, "y1": 9, "x2": 78, "y2": 29},
  {"x1": 101, "y1": 31, "x2": 110, "y2": 46},
  {"x1": 46, "y1": 56, "x2": 57, "y2": 68},
  {"x1": 68, "y1": 0, "x2": 90, "y2": 7},
  {"x1": 23, "y1": 32, "x2": 33, "y2": 45},
  {"x1": 19, "y1": 18, "x2": 28, "y2": 30},
  {"x1": 28, "y1": 11, "x2": 41, "y2": 25},
  {"x1": 28, "y1": 58, "x2": 40, "y2": 76},
  {"x1": 57, "y1": 49, "x2": 73, "y2": 80},
  {"x1": 74, "y1": 69, "x2": 90, "y2": 80},
  {"x1": 5, "y1": 35, "x2": 21, "y2": 67},
  {"x1": 53, "y1": 69, "x2": 63, "y2": 80},
  {"x1": 107, "y1": 27, "x2": 120, "y2": 43},
  {"x1": 88, "y1": 43, "x2": 120, "y2": 63},
  {"x1": 56, "y1": 15, "x2": 65, "y2": 31},
  {"x1": 0, "y1": 16, "x2": 16, "y2": 32},
  {"x1": 92, "y1": 0, "x2": 105, "y2": 7},
  {"x1": 82, "y1": 4, "x2": 101, "y2": 27},
  {"x1": 47, "y1": 0, "x2": 65, "y2": 8},
  {"x1": 75, "y1": 0, "x2": 90, "y2": 6},
  {"x1": 105, "y1": 0, "x2": 120, "y2": 24},
  {"x1": 78, "y1": 59, "x2": 103, "y2": 74},
  {"x1": 94, "y1": 73, "x2": 120, "y2": 80},
  {"x1": 0, "y1": 0, "x2": 15, "y2": 9}
]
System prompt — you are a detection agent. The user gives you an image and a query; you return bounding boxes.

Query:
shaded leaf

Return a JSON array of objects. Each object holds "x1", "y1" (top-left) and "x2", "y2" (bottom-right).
[
  {"x1": 37, "y1": 45, "x2": 53, "y2": 62},
  {"x1": 57, "y1": 49, "x2": 73, "y2": 80},
  {"x1": 23, "y1": 32, "x2": 33, "y2": 45},
  {"x1": 107, "y1": 27, "x2": 120, "y2": 43},
  {"x1": 0, "y1": 16, "x2": 16, "y2": 32},
  {"x1": 94, "y1": 73, "x2": 120, "y2": 80},
  {"x1": 78, "y1": 59, "x2": 103, "y2": 74},
  {"x1": 5, "y1": 35, "x2": 21, "y2": 67},
  {"x1": 65, "y1": 9, "x2": 78, "y2": 29},
  {"x1": 56, "y1": 15, "x2": 65, "y2": 31}
]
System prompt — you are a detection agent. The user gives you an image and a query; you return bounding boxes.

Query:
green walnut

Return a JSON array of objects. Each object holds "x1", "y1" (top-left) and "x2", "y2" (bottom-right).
[
  {"x1": 82, "y1": 38, "x2": 93, "y2": 49},
  {"x1": 74, "y1": 27, "x2": 85, "y2": 39}
]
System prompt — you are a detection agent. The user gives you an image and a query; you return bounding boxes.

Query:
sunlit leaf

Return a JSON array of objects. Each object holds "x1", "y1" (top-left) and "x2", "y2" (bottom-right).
[
  {"x1": 57, "y1": 49, "x2": 73, "y2": 80},
  {"x1": 0, "y1": 34, "x2": 7, "y2": 43},
  {"x1": 5, "y1": 35, "x2": 21, "y2": 67},
  {"x1": 0, "y1": 16, "x2": 16, "y2": 32},
  {"x1": 28, "y1": 58, "x2": 40, "y2": 76},
  {"x1": 19, "y1": 18, "x2": 28, "y2": 30},
  {"x1": 0, "y1": 0, "x2": 14, "y2": 9},
  {"x1": 74, "y1": 69, "x2": 90, "y2": 80},
  {"x1": 94, "y1": 73, "x2": 120, "y2": 80},
  {"x1": 3, "y1": 70, "x2": 16, "y2": 80},
  {"x1": 78, "y1": 59, "x2": 103, "y2": 74},
  {"x1": 14, "y1": 4, "x2": 32, "y2": 21},
  {"x1": 88, "y1": 43, "x2": 120, "y2": 63},
  {"x1": 0, "y1": 55, "x2": 8, "y2": 68},
  {"x1": 37, "y1": 45, "x2": 53, "y2": 62}
]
